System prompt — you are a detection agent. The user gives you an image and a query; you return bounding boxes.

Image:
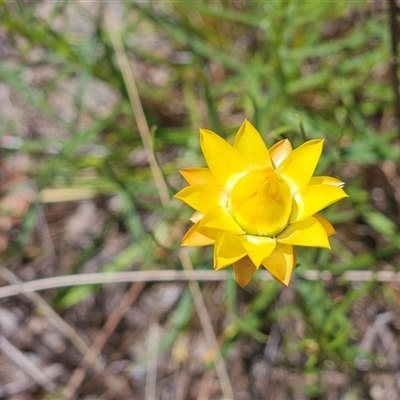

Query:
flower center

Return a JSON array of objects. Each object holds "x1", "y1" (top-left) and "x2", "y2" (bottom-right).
[{"x1": 228, "y1": 167, "x2": 292, "y2": 237}]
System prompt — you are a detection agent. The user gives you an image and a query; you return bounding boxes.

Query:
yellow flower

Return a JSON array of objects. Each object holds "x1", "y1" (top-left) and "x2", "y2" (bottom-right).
[{"x1": 175, "y1": 120, "x2": 348, "y2": 287}]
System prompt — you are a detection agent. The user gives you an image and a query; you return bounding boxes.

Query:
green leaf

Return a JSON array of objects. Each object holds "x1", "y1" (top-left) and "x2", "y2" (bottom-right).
[{"x1": 364, "y1": 211, "x2": 397, "y2": 237}]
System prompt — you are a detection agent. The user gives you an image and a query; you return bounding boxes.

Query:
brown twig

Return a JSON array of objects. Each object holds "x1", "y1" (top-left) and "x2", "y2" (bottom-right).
[
  {"x1": 0, "y1": 265, "x2": 102, "y2": 373},
  {"x1": 174, "y1": 370, "x2": 190, "y2": 400},
  {"x1": 0, "y1": 334, "x2": 57, "y2": 392},
  {"x1": 61, "y1": 282, "x2": 145, "y2": 399},
  {"x1": 145, "y1": 318, "x2": 160, "y2": 400},
  {"x1": 196, "y1": 369, "x2": 215, "y2": 400},
  {"x1": 0, "y1": 372, "x2": 63, "y2": 398},
  {"x1": 0, "y1": 269, "x2": 400, "y2": 300}
]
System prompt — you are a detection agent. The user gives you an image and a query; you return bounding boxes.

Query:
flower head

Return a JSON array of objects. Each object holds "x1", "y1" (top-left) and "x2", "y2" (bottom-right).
[{"x1": 175, "y1": 120, "x2": 348, "y2": 287}]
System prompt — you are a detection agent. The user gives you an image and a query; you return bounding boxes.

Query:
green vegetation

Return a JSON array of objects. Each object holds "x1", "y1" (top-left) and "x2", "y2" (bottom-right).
[{"x1": 1, "y1": 1, "x2": 400, "y2": 398}]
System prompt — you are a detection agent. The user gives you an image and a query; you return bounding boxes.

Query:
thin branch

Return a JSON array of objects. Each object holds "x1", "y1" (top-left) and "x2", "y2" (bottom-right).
[
  {"x1": 61, "y1": 282, "x2": 145, "y2": 400},
  {"x1": 145, "y1": 319, "x2": 160, "y2": 400},
  {"x1": 0, "y1": 269, "x2": 398, "y2": 300},
  {"x1": 0, "y1": 270, "x2": 229, "y2": 299},
  {"x1": 0, "y1": 334, "x2": 57, "y2": 392},
  {"x1": 179, "y1": 250, "x2": 235, "y2": 399},
  {"x1": 0, "y1": 266, "x2": 103, "y2": 373}
]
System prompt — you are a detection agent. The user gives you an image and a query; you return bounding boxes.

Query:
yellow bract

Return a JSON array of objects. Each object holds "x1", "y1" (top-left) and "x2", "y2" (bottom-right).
[
  {"x1": 229, "y1": 168, "x2": 292, "y2": 237},
  {"x1": 175, "y1": 119, "x2": 348, "y2": 287}
]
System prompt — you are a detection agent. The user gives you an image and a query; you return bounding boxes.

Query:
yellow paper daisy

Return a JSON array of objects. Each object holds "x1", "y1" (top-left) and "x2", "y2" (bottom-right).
[{"x1": 175, "y1": 120, "x2": 348, "y2": 287}]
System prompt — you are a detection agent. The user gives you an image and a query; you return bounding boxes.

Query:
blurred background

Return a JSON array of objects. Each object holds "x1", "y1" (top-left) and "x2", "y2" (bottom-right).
[{"x1": 1, "y1": 0, "x2": 400, "y2": 399}]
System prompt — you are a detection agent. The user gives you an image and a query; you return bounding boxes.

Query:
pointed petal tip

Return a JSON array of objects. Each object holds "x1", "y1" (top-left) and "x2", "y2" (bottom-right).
[
  {"x1": 173, "y1": 191, "x2": 182, "y2": 200},
  {"x1": 234, "y1": 120, "x2": 272, "y2": 169},
  {"x1": 291, "y1": 185, "x2": 349, "y2": 223},
  {"x1": 269, "y1": 138, "x2": 293, "y2": 167},
  {"x1": 276, "y1": 138, "x2": 326, "y2": 192},
  {"x1": 262, "y1": 244, "x2": 295, "y2": 286},
  {"x1": 199, "y1": 127, "x2": 214, "y2": 137},
  {"x1": 181, "y1": 222, "x2": 215, "y2": 247},
  {"x1": 199, "y1": 127, "x2": 248, "y2": 188},
  {"x1": 233, "y1": 256, "x2": 257, "y2": 287},
  {"x1": 237, "y1": 280, "x2": 247, "y2": 288},
  {"x1": 199, "y1": 128, "x2": 212, "y2": 142},
  {"x1": 282, "y1": 269, "x2": 294, "y2": 286},
  {"x1": 278, "y1": 216, "x2": 332, "y2": 249}
]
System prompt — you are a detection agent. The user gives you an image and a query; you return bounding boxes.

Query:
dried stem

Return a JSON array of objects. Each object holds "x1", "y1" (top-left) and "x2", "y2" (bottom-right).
[
  {"x1": 0, "y1": 334, "x2": 57, "y2": 392},
  {"x1": 0, "y1": 266, "x2": 103, "y2": 373},
  {"x1": 0, "y1": 269, "x2": 399, "y2": 300},
  {"x1": 145, "y1": 319, "x2": 160, "y2": 400},
  {"x1": 61, "y1": 282, "x2": 145, "y2": 399},
  {"x1": 105, "y1": 10, "x2": 234, "y2": 399}
]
